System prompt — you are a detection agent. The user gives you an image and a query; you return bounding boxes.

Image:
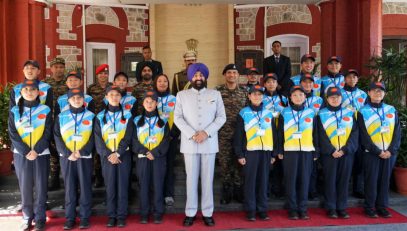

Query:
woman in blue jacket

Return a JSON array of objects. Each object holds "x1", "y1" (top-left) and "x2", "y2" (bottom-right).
[
  {"x1": 9, "y1": 79, "x2": 52, "y2": 231},
  {"x1": 94, "y1": 85, "x2": 133, "y2": 228},
  {"x1": 132, "y1": 90, "x2": 170, "y2": 224}
]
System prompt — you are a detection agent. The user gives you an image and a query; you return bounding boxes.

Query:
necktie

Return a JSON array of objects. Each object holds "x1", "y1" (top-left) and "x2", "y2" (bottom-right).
[{"x1": 275, "y1": 56, "x2": 279, "y2": 64}]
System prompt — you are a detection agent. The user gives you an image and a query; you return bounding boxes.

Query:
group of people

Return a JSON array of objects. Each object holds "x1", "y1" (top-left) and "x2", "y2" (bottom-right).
[{"x1": 8, "y1": 42, "x2": 401, "y2": 231}]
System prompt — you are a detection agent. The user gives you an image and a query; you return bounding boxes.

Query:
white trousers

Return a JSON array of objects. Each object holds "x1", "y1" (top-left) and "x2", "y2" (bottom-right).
[{"x1": 183, "y1": 153, "x2": 216, "y2": 217}]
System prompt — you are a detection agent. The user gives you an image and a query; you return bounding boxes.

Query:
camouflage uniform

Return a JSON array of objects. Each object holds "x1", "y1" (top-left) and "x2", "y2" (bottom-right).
[
  {"x1": 131, "y1": 81, "x2": 154, "y2": 115},
  {"x1": 172, "y1": 70, "x2": 191, "y2": 95},
  {"x1": 87, "y1": 82, "x2": 112, "y2": 187},
  {"x1": 43, "y1": 76, "x2": 68, "y2": 189},
  {"x1": 215, "y1": 84, "x2": 247, "y2": 203}
]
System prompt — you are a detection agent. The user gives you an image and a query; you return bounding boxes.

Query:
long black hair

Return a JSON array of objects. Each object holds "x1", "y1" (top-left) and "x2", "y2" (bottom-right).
[
  {"x1": 102, "y1": 103, "x2": 126, "y2": 124},
  {"x1": 18, "y1": 96, "x2": 40, "y2": 119}
]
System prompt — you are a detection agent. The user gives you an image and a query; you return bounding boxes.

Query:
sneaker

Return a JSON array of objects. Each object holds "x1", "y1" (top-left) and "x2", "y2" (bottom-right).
[
  {"x1": 79, "y1": 219, "x2": 90, "y2": 229},
  {"x1": 19, "y1": 220, "x2": 32, "y2": 231},
  {"x1": 377, "y1": 208, "x2": 392, "y2": 218},
  {"x1": 154, "y1": 215, "x2": 163, "y2": 224},
  {"x1": 140, "y1": 215, "x2": 148, "y2": 224},
  {"x1": 337, "y1": 210, "x2": 350, "y2": 219},
  {"x1": 117, "y1": 219, "x2": 126, "y2": 228},
  {"x1": 33, "y1": 220, "x2": 46, "y2": 231},
  {"x1": 299, "y1": 211, "x2": 310, "y2": 220},
  {"x1": 106, "y1": 218, "x2": 116, "y2": 227},
  {"x1": 365, "y1": 208, "x2": 378, "y2": 218},
  {"x1": 165, "y1": 197, "x2": 174, "y2": 206},
  {"x1": 246, "y1": 212, "x2": 256, "y2": 221},
  {"x1": 327, "y1": 210, "x2": 338, "y2": 219},
  {"x1": 63, "y1": 220, "x2": 75, "y2": 230},
  {"x1": 288, "y1": 210, "x2": 299, "y2": 220},
  {"x1": 258, "y1": 212, "x2": 270, "y2": 221}
]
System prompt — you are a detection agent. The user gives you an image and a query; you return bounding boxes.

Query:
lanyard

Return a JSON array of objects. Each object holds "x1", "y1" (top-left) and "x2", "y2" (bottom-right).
[
  {"x1": 251, "y1": 108, "x2": 263, "y2": 126},
  {"x1": 370, "y1": 105, "x2": 386, "y2": 125},
  {"x1": 160, "y1": 95, "x2": 169, "y2": 113},
  {"x1": 344, "y1": 90, "x2": 355, "y2": 107},
  {"x1": 291, "y1": 108, "x2": 304, "y2": 130},
  {"x1": 70, "y1": 111, "x2": 85, "y2": 134},
  {"x1": 146, "y1": 116, "x2": 158, "y2": 136},
  {"x1": 107, "y1": 111, "x2": 120, "y2": 132},
  {"x1": 305, "y1": 97, "x2": 311, "y2": 108},
  {"x1": 266, "y1": 96, "x2": 276, "y2": 109},
  {"x1": 329, "y1": 76, "x2": 341, "y2": 88},
  {"x1": 121, "y1": 95, "x2": 127, "y2": 104},
  {"x1": 333, "y1": 108, "x2": 343, "y2": 127}
]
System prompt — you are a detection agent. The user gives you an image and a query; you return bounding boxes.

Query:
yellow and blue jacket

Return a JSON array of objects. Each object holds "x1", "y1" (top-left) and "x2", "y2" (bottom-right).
[
  {"x1": 305, "y1": 94, "x2": 323, "y2": 114},
  {"x1": 321, "y1": 73, "x2": 345, "y2": 96},
  {"x1": 9, "y1": 101, "x2": 52, "y2": 156},
  {"x1": 317, "y1": 106, "x2": 359, "y2": 156},
  {"x1": 262, "y1": 92, "x2": 287, "y2": 118},
  {"x1": 10, "y1": 80, "x2": 53, "y2": 110},
  {"x1": 55, "y1": 93, "x2": 94, "y2": 116},
  {"x1": 132, "y1": 112, "x2": 170, "y2": 158},
  {"x1": 357, "y1": 101, "x2": 401, "y2": 155},
  {"x1": 103, "y1": 92, "x2": 137, "y2": 116},
  {"x1": 157, "y1": 94, "x2": 176, "y2": 129},
  {"x1": 233, "y1": 104, "x2": 277, "y2": 158},
  {"x1": 54, "y1": 106, "x2": 95, "y2": 158},
  {"x1": 277, "y1": 104, "x2": 319, "y2": 157},
  {"x1": 94, "y1": 105, "x2": 133, "y2": 157},
  {"x1": 341, "y1": 86, "x2": 367, "y2": 112}
]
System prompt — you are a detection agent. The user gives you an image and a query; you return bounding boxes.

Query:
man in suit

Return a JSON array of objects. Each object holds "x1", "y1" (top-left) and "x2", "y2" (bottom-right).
[
  {"x1": 174, "y1": 63, "x2": 226, "y2": 227},
  {"x1": 263, "y1": 41, "x2": 292, "y2": 96},
  {"x1": 135, "y1": 45, "x2": 163, "y2": 82}
]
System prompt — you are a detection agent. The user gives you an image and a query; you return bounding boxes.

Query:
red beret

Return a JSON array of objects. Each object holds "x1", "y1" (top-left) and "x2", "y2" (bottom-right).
[{"x1": 95, "y1": 64, "x2": 109, "y2": 75}]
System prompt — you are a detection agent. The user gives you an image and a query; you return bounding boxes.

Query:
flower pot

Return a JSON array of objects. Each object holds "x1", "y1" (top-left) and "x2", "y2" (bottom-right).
[
  {"x1": 394, "y1": 167, "x2": 407, "y2": 195},
  {"x1": 0, "y1": 149, "x2": 13, "y2": 176}
]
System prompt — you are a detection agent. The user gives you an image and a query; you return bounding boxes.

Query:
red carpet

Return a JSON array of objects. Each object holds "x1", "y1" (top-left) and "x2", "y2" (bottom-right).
[{"x1": 8, "y1": 207, "x2": 407, "y2": 230}]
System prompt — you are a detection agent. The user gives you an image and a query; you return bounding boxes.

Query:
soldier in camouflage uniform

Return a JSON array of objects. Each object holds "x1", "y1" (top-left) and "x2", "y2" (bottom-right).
[
  {"x1": 172, "y1": 51, "x2": 197, "y2": 95},
  {"x1": 132, "y1": 61, "x2": 155, "y2": 115},
  {"x1": 44, "y1": 57, "x2": 68, "y2": 191},
  {"x1": 215, "y1": 64, "x2": 247, "y2": 204},
  {"x1": 87, "y1": 64, "x2": 112, "y2": 188}
]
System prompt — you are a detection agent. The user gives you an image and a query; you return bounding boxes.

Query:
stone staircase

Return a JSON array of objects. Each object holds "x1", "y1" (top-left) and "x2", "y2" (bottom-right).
[{"x1": 1, "y1": 155, "x2": 407, "y2": 218}]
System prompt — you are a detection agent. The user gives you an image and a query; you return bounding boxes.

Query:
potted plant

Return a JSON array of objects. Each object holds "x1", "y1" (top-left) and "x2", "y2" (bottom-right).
[
  {"x1": 0, "y1": 83, "x2": 13, "y2": 175},
  {"x1": 368, "y1": 47, "x2": 407, "y2": 195}
]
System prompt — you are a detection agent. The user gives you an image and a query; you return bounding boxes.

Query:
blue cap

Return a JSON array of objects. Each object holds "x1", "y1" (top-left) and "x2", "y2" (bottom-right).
[
  {"x1": 369, "y1": 82, "x2": 386, "y2": 91},
  {"x1": 67, "y1": 88, "x2": 84, "y2": 99},
  {"x1": 248, "y1": 85, "x2": 265, "y2": 94}
]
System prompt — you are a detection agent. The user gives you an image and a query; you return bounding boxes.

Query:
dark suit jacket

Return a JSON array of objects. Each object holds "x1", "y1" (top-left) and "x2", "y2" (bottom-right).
[
  {"x1": 135, "y1": 60, "x2": 163, "y2": 82},
  {"x1": 263, "y1": 54, "x2": 292, "y2": 96}
]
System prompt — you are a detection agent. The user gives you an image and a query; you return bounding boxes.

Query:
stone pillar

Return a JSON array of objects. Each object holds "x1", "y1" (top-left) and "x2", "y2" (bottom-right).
[{"x1": 0, "y1": 0, "x2": 46, "y2": 85}]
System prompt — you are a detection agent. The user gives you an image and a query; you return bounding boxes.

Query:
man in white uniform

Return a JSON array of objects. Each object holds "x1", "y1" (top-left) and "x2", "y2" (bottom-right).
[{"x1": 174, "y1": 63, "x2": 226, "y2": 227}]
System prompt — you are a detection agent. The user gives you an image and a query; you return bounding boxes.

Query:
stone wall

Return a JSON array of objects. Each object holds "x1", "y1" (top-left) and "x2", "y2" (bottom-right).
[
  {"x1": 56, "y1": 45, "x2": 82, "y2": 71},
  {"x1": 85, "y1": 6, "x2": 120, "y2": 28},
  {"x1": 56, "y1": 4, "x2": 76, "y2": 40},
  {"x1": 266, "y1": 4, "x2": 312, "y2": 26},
  {"x1": 311, "y1": 42, "x2": 321, "y2": 76},
  {"x1": 124, "y1": 8, "x2": 149, "y2": 42},
  {"x1": 235, "y1": 8, "x2": 259, "y2": 41},
  {"x1": 383, "y1": 2, "x2": 407, "y2": 14}
]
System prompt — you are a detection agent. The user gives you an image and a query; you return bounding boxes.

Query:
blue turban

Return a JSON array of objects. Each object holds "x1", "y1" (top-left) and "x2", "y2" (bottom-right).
[{"x1": 187, "y1": 63, "x2": 209, "y2": 81}]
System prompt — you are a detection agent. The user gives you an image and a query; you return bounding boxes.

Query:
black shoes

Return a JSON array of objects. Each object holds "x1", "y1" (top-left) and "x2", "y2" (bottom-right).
[
  {"x1": 33, "y1": 220, "x2": 46, "y2": 231},
  {"x1": 288, "y1": 210, "x2": 299, "y2": 220},
  {"x1": 140, "y1": 215, "x2": 148, "y2": 224},
  {"x1": 203, "y1": 216, "x2": 215, "y2": 226},
  {"x1": 377, "y1": 208, "x2": 392, "y2": 218},
  {"x1": 258, "y1": 212, "x2": 270, "y2": 221},
  {"x1": 337, "y1": 210, "x2": 350, "y2": 219},
  {"x1": 63, "y1": 220, "x2": 75, "y2": 230},
  {"x1": 154, "y1": 215, "x2": 163, "y2": 224},
  {"x1": 327, "y1": 210, "x2": 338, "y2": 219},
  {"x1": 183, "y1": 216, "x2": 195, "y2": 226},
  {"x1": 106, "y1": 218, "x2": 116, "y2": 227},
  {"x1": 117, "y1": 219, "x2": 126, "y2": 228},
  {"x1": 79, "y1": 219, "x2": 90, "y2": 229},
  {"x1": 365, "y1": 208, "x2": 379, "y2": 218},
  {"x1": 299, "y1": 211, "x2": 310, "y2": 220},
  {"x1": 220, "y1": 184, "x2": 233, "y2": 205}
]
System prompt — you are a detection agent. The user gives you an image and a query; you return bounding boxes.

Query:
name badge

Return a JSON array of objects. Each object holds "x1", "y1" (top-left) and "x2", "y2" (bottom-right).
[
  {"x1": 148, "y1": 136, "x2": 157, "y2": 144},
  {"x1": 138, "y1": 154, "x2": 146, "y2": 158},
  {"x1": 24, "y1": 125, "x2": 34, "y2": 133},
  {"x1": 257, "y1": 129, "x2": 265, "y2": 136},
  {"x1": 72, "y1": 134, "x2": 83, "y2": 142},
  {"x1": 292, "y1": 132, "x2": 302, "y2": 139},
  {"x1": 337, "y1": 128, "x2": 346, "y2": 136},
  {"x1": 108, "y1": 132, "x2": 118, "y2": 139},
  {"x1": 272, "y1": 112, "x2": 279, "y2": 118},
  {"x1": 347, "y1": 106, "x2": 356, "y2": 112},
  {"x1": 381, "y1": 126, "x2": 390, "y2": 133},
  {"x1": 162, "y1": 112, "x2": 170, "y2": 119}
]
